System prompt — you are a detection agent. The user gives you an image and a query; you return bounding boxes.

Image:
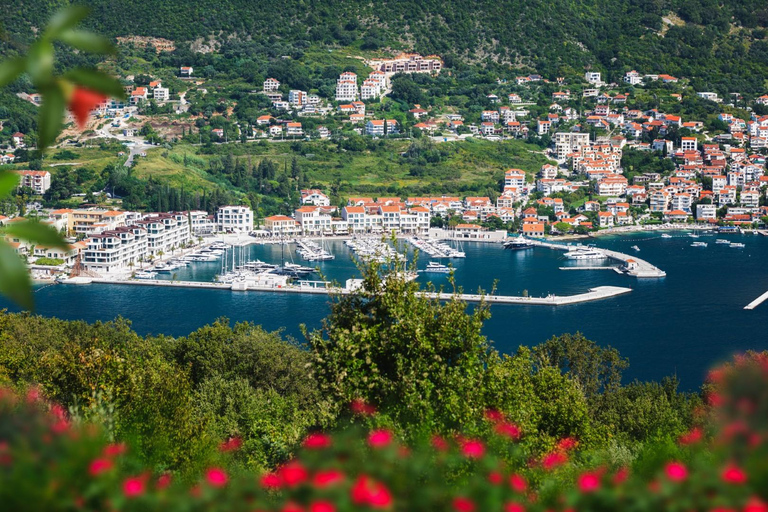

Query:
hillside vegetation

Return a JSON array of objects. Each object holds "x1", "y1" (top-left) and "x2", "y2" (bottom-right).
[{"x1": 3, "y1": 0, "x2": 768, "y2": 92}]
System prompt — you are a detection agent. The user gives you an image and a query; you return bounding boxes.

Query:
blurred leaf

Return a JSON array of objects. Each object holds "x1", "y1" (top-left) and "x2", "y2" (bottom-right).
[
  {"x1": 26, "y1": 41, "x2": 55, "y2": 84},
  {"x1": 37, "y1": 85, "x2": 65, "y2": 151},
  {"x1": 0, "y1": 170, "x2": 20, "y2": 197},
  {"x1": 65, "y1": 68, "x2": 126, "y2": 99},
  {"x1": 58, "y1": 30, "x2": 114, "y2": 54},
  {"x1": 44, "y1": 6, "x2": 89, "y2": 38},
  {"x1": 0, "y1": 57, "x2": 25, "y2": 88},
  {"x1": 0, "y1": 240, "x2": 33, "y2": 310},
  {"x1": 4, "y1": 221, "x2": 69, "y2": 250}
]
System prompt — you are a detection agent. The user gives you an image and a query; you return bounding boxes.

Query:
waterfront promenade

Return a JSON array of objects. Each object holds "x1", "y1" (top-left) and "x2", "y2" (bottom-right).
[
  {"x1": 529, "y1": 240, "x2": 666, "y2": 278},
  {"x1": 85, "y1": 278, "x2": 631, "y2": 306}
]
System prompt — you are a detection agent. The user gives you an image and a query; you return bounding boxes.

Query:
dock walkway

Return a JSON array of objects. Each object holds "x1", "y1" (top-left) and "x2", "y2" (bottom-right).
[
  {"x1": 744, "y1": 290, "x2": 768, "y2": 310},
  {"x1": 85, "y1": 278, "x2": 631, "y2": 306},
  {"x1": 530, "y1": 240, "x2": 666, "y2": 278}
]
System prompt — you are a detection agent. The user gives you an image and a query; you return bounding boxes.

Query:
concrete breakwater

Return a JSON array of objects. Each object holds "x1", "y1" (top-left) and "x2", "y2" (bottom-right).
[
  {"x1": 84, "y1": 278, "x2": 632, "y2": 306},
  {"x1": 530, "y1": 240, "x2": 666, "y2": 278}
]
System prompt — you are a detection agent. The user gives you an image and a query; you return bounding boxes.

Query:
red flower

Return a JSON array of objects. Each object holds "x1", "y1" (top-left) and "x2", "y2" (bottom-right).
[
  {"x1": 510, "y1": 473, "x2": 527, "y2": 492},
  {"x1": 279, "y1": 461, "x2": 308, "y2": 487},
  {"x1": 453, "y1": 497, "x2": 476, "y2": 512},
  {"x1": 460, "y1": 439, "x2": 485, "y2": 459},
  {"x1": 721, "y1": 464, "x2": 747, "y2": 485},
  {"x1": 351, "y1": 475, "x2": 393, "y2": 508},
  {"x1": 260, "y1": 472, "x2": 282, "y2": 489},
  {"x1": 104, "y1": 443, "x2": 128, "y2": 458},
  {"x1": 612, "y1": 467, "x2": 629, "y2": 485},
  {"x1": 350, "y1": 398, "x2": 377, "y2": 416},
  {"x1": 312, "y1": 469, "x2": 344, "y2": 488},
  {"x1": 219, "y1": 437, "x2": 242, "y2": 452},
  {"x1": 68, "y1": 88, "x2": 107, "y2": 130},
  {"x1": 205, "y1": 467, "x2": 228, "y2": 488},
  {"x1": 123, "y1": 476, "x2": 145, "y2": 498},
  {"x1": 88, "y1": 458, "x2": 113, "y2": 477},
  {"x1": 541, "y1": 451, "x2": 568, "y2": 470},
  {"x1": 303, "y1": 432, "x2": 332, "y2": 449},
  {"x1": 484, "y1": 409, "x2": 505, "y2": 423},
  {"x1": 488, "y1": 471, "x2": 503, "y2": 485},
  {"x1": 557, "y1": 437, "x2": 577, "y2": 451},
  {"x1": 678, "y1": 427, "x2": 703, "y2": 445},
  {"x1": 495, "y1": 422, "x2": 521, "y2": 440},
  {"x1": 744, "y1": 497, "x2": 768, "y2": 512},
  {"x1": 707, "y1": 392, "x2": 724, "y2": 407},
  {"x1": 368, "y1": 429, "x2": 394, "y2": 448},
  {"x1": 310, "y1": 502, "x2": 335, "y2": 512},
  {"x1": 282, "y1": 503, "x2": 303, "y2": 512},
  {"x1": 664, "y1": 462, "x2": 688, "y2": 482},
  {"x1": 505, "y1": 504, "x2": 526, "y2": 512},
  {"x1": 156, "y1": 473, "x2": 172, "y2": 490},
  {"x1": 50, "y1": 404, "x2": 69, "y2": 434},
  {"x1": 431, "y1": 435, "x2": 449, "y2": 451},
  {"x1": 577, "y1": 472, "x2": 601, "y2": 493}
]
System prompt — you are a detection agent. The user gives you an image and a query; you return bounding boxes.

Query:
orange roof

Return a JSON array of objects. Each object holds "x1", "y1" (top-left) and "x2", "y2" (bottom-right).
[
  {"x1": 265, "y1": 215, "x2": 294, "y2": 221},
  {"x1": 344, "y1": 206, "x2": 365, "y2": 213}
]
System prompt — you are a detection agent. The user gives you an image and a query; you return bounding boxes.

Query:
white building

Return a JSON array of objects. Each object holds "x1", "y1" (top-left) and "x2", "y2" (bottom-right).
[
  {"x1": 215, "y1": 206, "x2": 254, "y2": 233},
  {"x1": 153, "y1": 87, "x2": 169, "y2": 101},
  {"x1": 301, "y1": 189, "x2": 331, "y2": 207},
  {"x1": 135, "y1": 213, "x2": 192, "y2": 257},
  {"x1": 295, "y1": 207, "x2": 333, "y2": 235},
  {"x1": 289, "y1": 90, "x2": 307, "y2": 107},
  {"x1": 336, "y1": 72, "x2": 359, "y2": 102},
  {"x1": 179, "y1": 66, "x2": 193, "y2": 77},
  {"x1": 263, "y1": 78, "x2": 281, "y2": 91},
  {"x1": 696, "y1": 203, "x2": 717, "y2": 221},
  {"x1": 13, "y1": 170, "x2": 51, "y2": 195},
  {"x1": 585, "y1": 71, "x2": 602, "y2": 85},
  {"x1": 83, "y1": 226, "x2": 148, "y2": 274},
  {"x1": 624, "y1": 70, "x2": 642, "y2": 85},
  {"x1": 554, "y1": 132, "x2": 590, "y2": 160}
]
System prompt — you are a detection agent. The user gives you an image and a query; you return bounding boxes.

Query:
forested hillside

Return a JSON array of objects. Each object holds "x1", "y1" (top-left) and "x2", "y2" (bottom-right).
[{"x1": 4, "y1": 0, "x2": 768, "y2": 92}]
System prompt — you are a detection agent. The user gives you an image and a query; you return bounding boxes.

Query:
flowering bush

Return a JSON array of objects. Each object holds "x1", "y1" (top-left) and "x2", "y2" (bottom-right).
[{"x1": 3, "y1": 352, "x2": 768, "y2": 511}]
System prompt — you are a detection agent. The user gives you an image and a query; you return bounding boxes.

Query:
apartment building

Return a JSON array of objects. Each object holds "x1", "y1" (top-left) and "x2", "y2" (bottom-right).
[
  {"x1": 83, "y1": 226, "x2": 148, "y2": 274},
  {"x1": 554, "y1": 132, "x2": 590, "y2": 160},
  {"x1": 215, "y1": 206, "x2": 254, "y2": 233},
  {"x1": 336, "y1": 72, "x2": 359, "y2": 102},
  {"x1": 13, "y1": 170, "x2": 51, "y2": 195},
  {"x1": 135, "y1": 213, "x2": 191, "y2": 257}
]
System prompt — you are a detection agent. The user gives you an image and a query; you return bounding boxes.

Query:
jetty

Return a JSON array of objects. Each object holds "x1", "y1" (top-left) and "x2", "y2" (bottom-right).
[
  {"x1": 744, "y1": 290, "x2": 768, "y2": 310},
  {"x1": 82, "y1": 278, "x2": 631, "y2": 306},
  {"x1": 530, "y1": 240, "x2": 666, "y2": 278}
]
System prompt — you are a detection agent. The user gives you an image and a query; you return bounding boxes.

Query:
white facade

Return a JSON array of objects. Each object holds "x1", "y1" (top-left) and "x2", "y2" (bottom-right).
[
  {"x1": 153, "y1": 87, "x2": 169, "y2": 101},
  {"x1": 216, "y1": 206, "x2": 254, "y2": 233},
  {"x1": 263, "y1": 78, "x2": 281, "y2": 91},
  {"x1": 83, "y1": 227, "x2": 148, "y2": 274},
  {"x1": 14, "y1": 170, "x2": 51, "y2": 195}
]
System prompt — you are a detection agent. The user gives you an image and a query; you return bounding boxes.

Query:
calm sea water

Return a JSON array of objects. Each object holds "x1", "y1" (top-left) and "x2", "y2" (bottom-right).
[{"x1": 4, "y1": 232, "x2": 768, "y2": 389}]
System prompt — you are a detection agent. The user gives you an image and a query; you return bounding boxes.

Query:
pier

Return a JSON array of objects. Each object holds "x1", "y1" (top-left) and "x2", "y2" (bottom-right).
[
  {"x1": 81, "y1": 278, "x2": 631, "y2": 306},
  {"x1": 530, "y1": 240, "x2": 666, "y2": 278},
  {"x1": 744, "y1": 290, "x2": 768, "y2": 310},
  {"x1": 559, "y1": 266, "x2": 617, "y2": 271}
]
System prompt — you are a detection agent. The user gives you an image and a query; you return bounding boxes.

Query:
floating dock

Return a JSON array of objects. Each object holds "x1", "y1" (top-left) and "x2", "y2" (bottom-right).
[
  {"x1": 744, "y1": 290, "x2": 768, "y2": 310},
  {"x1": 530, "y1": 240, "x2": 666, "y2": 278},
  {"x1": 80, "y1": 278, "x2": 631, "y2": 306}
]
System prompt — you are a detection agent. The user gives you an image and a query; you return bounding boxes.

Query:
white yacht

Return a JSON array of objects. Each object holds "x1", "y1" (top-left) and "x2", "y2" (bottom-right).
[
  {"x1": 564, "y1": 248, "x2": 606, "y2": 260},
  {"x1": 691, "y1": 241, "x2": 708, "y2": 247},
  {"x1": 133, "y1": 271, "x2": 157, "y2": 279},
  {"x1": 715, "y1": 239, "x2": 730, "y2": 244},
  {"x1": 422, "y1": 261, "x2": 451, "y2": 273},
  {"x1": 631, "y1": 245, "x2": 640, "y2": 252},
  {"x1": 661, "y1": 233, "x2": 672, "y2": 238},
  {"x1": 730, "y1": 242, "x2": 745, "y2": 248}
]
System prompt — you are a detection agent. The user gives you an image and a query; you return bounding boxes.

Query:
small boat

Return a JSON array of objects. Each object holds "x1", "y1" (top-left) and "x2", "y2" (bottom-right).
[
  {"x1": 690, "y1": 241, "x2": 708, "y2": 247},
  {"x1": 688, "y1": 233, "x2": 699, "y2": 238},
  {"x1": 631, "y1": 245, "x2": 640, "y2": 252},
  {"x1": 660, "y1": 234, "x2": 672, "y2": 239},
  {"x1": 730, "y1": 243, "x2": 745, "y2": 248},
  {"x1": 564, "y1": 248, "x2": 606, "y2": 260},
  {"x1": 504, "y1": 238, "x2": 535, "y2": 250},
  {"x1": 715, "y1": 239, "x2": 730, "y2": 244},
  {"x1": 422, "y1": 261, "x2": 451, "y2": 273},
  {"x1": 133, "y1": 271, "x2": 157, "y2": 279}
]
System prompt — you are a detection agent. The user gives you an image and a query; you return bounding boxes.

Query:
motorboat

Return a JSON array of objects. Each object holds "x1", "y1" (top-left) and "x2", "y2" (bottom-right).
[
  {"x1": 564, "y1": 248, "x2": 606, "y2": 260},
  {"x1": 661, "y1": 234, "x2": 672, "y2": 238},
  {"x1": 715, "y1": 239, "x2": 730, "y2": 244},
  {"x1": 504, "y1": 238, "x2": 535, "y2": 250},
  {"x1": 133, "y1": 271, "x2": 157, "y2": 279},
  {"x1": 730, "y1": 242, "x2": 745, "y2": 248},
  {"x1": 422, "y1": 261, "x2": 451, "y2": 273},
  {"x1": 631, "y1": 245, "x2": 640, "y2": 252},
  {"x1": 690, "y1": 241, "x2": 708, "y2": 247}
]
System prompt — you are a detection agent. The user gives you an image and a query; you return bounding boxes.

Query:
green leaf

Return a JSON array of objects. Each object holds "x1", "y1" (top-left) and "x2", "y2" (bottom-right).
[
  {"x1": 37, "y1": 85, "x2": 65, "y2": 152},
  {"x1": 26, "y1": 41, "x2": 55, "y2": 84},
  {"x1": 44, "y1": 6, "x2": 89, "y2": 38},
  {"x1": 0, "y1": 240, "x2": 33, "y2": 310},
  {"x1": 0, "y1": 57, "x2": 26, "y2": 88},
  {"x1": 58, "y1": 30, "x2": 114, "y2": 54},
  {"x1": 0, "y1": 171, "x2": 20, "y2": 197},
  {"x1": 4, "y1": 221, "x2": 69, "y2": 250},
  {"x1": 65, "y1": 68, "x2": 126, "y2": 99}
]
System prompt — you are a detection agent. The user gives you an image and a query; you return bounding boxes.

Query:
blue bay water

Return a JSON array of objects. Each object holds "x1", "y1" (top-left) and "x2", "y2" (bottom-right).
[{"x1": 4, "y1": 232, "x2": 768, "y2": 390}]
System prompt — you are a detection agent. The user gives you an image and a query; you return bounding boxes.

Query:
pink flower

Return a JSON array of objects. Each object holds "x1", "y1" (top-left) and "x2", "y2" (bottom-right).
[
  {"x1": 612, "y1": 467, "x2": 629, "y2": 485},
  {"x1": 123, "y1": 476, "x2": 145, "y2": 498},
  {"x1": 509, "y1": 473, "x2": 527, "y2": 492},
  {"x1": 494, "y1": 422, "x2": 521, "y2": 440},
  {"x1": 488, "y1": 471, "x2": 503, "y2": 485},
  {"x1": 205, "y1": 467, "x2": 228, "y2": 488},
  {"x1": 260, "y1": 472, "x2": 282, "y2": 489},
  {"x1": 678, "y1": 427, "x2": 703, "y2": 445},
  {"x1": 88, "y1": 458, "x2": 113, "y2": 477},
  {"x1": 104, "y1": 443, "x2": 128, "y2": 458},
  {"x1": 350, "y1": 398, "x2": 377, "y2": 416},
  {"x1": 453, "y1": 497, "x2": 476, "y2": 512},
  {"x1": 541, "y1": 451, "x2": 568, "y2": 470},
  {"x1": 279, "y1": 461, "x2": 308, "y2": 487},
  {"x1": 219, "y1": 437, "x2": 242, "y2": 452},
  {"x1": 309, "y1": 502, "x2": 335, "y2": 512},
  {"x1": 744, "y1": 497, "x2": 768, "y2": 512},
  {"x1": 351, "y1": 475, "x2": 393, "y2": 508},
  {"x1": 368, "y1": 429, "x2": 393, "y2": 448},
  {"x1": 505, "y1": 503, "x2": 526, "y2": 512},
  {"x1": 303, "y1": 432, "x2": 332, "y2": 449},
  {"x1": 484, "y1": 409, "x2": 505, "y2": 423},
  {"x1": 431, "y1": 435, "x2": 449, "y2": 451},
  {"x1": 557, "y1": 437, "x2": 577, "y2": 451},
  {"x1": 460, "y1": 439, "x2": 485, "y2": 459},
  {"x1": 721, "y1": 464, "x2": 747, "y2": 485},
  {"x1": 312, "y1": 469, "x2": 344, "y2": 488},
  {"x1": 664, "y1": 462, "x2": 688, "y2": 482},
  {"x1": 156, "y1": 473, "x2": 172, "y2": 490},
  {"x1": 577, "y1": 472, "x2": 601, "y2": 493},
  {"x1": 282, "y1": 503, "x2": 303, "y2": 512}
]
